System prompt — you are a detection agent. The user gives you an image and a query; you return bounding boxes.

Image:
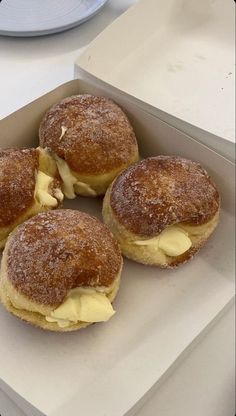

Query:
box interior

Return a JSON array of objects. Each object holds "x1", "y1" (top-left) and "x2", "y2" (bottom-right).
[{"x1": 0, "y1": 79, "x2": 235, "y2": 416}]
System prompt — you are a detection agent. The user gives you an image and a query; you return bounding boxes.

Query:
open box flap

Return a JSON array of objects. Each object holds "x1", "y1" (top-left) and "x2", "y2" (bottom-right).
[{"x1": 75, "y1": 0, "x2": 235, "y2": 160}]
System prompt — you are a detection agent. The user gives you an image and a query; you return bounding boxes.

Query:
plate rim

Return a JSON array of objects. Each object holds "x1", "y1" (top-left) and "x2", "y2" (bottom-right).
[{"x1": 0, "y1": 0, "x2": 108, "y2": 37}]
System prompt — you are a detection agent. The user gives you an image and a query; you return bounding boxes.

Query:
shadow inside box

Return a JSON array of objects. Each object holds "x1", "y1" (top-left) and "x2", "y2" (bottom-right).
[{"x1": 63, "y1": 194, "x2": 104, "y2": 220}]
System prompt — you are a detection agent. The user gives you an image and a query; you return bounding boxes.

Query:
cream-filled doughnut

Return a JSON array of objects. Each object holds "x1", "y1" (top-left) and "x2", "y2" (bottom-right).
[
  {"x1": 0, "y1": 148, "x2": 63, "y2": 249},
  {"x1": 103, "y1": 156, "x2": 220, "y2": 267},
  {"x1": 39, "y1": 94, "x2": 139, "y2": 198},
  {"x1": 0, "y1": 210, "x2": 123, "y2": 331}
]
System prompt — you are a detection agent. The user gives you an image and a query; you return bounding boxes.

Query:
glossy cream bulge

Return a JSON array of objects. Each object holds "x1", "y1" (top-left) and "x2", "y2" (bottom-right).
[
  {"x1": 34, "y1": 170, "x2": 63, "y2": 207},
  {"x1": 46, "y1": 288, "x2": 115, "y2": 328},
  {"x1": 54, "y1": 155, "x2": 97, "y2": 198}
]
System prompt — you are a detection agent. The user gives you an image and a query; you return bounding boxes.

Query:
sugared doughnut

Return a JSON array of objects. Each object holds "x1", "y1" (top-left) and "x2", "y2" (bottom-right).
[
  {"x1": 39, "y1": 94, "x2": 139, "y2": 198},
  {"x1": 0, "y1": 148, "x2": 63, "y2": 249},
  {"x1": 103, "y1": 156, "x2": 220, "y2": 267},
  {"x1": 0, "y1": 210, "x2": 123, "y2": 331}
]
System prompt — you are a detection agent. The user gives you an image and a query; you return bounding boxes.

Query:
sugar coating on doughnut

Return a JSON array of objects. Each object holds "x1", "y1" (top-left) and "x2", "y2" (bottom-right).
[
  {"x1": 110, "y1": 156, "x2": 220, "y2": 237},
  {"x1": 6, "y1": 210, "x2": 122, "y2": 307},
  {"x1": 0, "y1": 148, "x2": 38, "y2": 227},
  {"x1": 39, "y1": 94, "x2": 138, "y2": 175}
]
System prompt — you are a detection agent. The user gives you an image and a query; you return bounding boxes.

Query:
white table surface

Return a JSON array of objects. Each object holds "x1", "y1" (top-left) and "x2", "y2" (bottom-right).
[
  {"x1": 0, "y1": 0, "x2": 136, "y2": 119},
  {"x1": 0, "y1": 1, "x2": 235, "y2": 415}
]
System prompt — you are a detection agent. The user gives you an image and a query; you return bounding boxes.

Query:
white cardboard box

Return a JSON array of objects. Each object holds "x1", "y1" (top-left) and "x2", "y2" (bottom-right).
[
  {"x1": 0, "y1": 79, "x2": 235, "y2": 416},
  {"x1": 75, "y1": 0, "x2": 235, "y2": 161}
]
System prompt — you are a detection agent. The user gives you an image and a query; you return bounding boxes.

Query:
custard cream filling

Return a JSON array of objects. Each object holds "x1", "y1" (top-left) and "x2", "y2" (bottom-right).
[
  {"x1": 134, "y1": 226, "x2": 192, "y2": 257},
  {"x1": 46, "y1": 287, "x2": 115, "y2": 328},
  {"x1": 54, "y1": 156, "x2": 97, "y2": 199},
  {"x1": 34, "y1": 171, "x2": 63, "y2": 207},
  {"x1": 37, "y1": 146, "x2": 58, "y2": 177}
]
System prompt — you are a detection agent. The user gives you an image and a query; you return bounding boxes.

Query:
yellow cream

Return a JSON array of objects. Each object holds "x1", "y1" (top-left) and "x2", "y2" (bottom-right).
[
  {"x1": 35, "y1": 171, "x2": 62, "y2": 207},
  {"x1": 46, "y1": 287, "x2": 115, "y2": 328},
  {"x1": 54, "y1": 156, "x2": 96, "y2": 199},
  {"x1": 74, "y1": 181, "x2": 97, "y2": 196},
  {"x1": 134, "y1": 226, "x2": 192, "y2": 257}
]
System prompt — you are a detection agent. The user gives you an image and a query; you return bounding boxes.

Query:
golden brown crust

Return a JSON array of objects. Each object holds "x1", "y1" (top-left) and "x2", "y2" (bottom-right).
[
  {"x1": 39, "y1": 94, "x2": 138, "y2": 175},
  {"x1": 110, "y1": 156, "x2": 220, "y2": 237},
  {"x1": 6, "y1": 209, "x2": 122, "y2": 307},
  {"x1": 0, "y1": 148, "x2": 38, "y2": 227}
]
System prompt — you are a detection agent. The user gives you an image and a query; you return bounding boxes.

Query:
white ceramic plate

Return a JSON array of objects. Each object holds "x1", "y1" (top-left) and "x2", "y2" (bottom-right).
[{"x1": 0, "y1": 0, "x2": 108, "y2": 37}]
